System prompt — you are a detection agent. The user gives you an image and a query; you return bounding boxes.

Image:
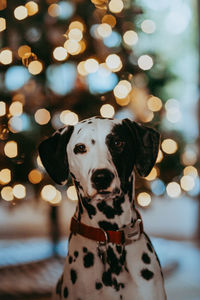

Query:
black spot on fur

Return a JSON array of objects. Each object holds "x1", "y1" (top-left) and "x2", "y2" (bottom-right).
[
  {"x1": 96, "y1": 282, "x2": 103, "y2": 290},
  {"x1": 56, "y1": 274, "x2": 63, "y2": 295},
  {"x1": 74, "y1": 251, "x2": 79, "y2": 258},
  {"x1": 116, "y1": 245, "x2": 122, "y2": 254},
  {"x1": 63, "y1": 286, "x2": 68, "y2": 298},
  {"x1": 142, "y1": 252, "x2": 151, "y2": 264},
  {"x1": 68, "y1": 256, "x2": 73, "y2": 264},
  {"x1": 120, "y1": 295, "x2": 123, "y2": 300},
  {"x1": 98, "y1": 221, "x2": 119, "y2": 231},
  {"x1": 70, "y1": 269, "x2": 77, "y2": 284},
  {"x1": 81, "y1": 196, "x2": 96, "y2": 219},
  {"x1": 141, "y1": 268, "x2": 154, "y2": 280},
  {"x1": 77, "y1": 128, "x2": 82, "y2": 134},
  {"x1": 88, "y1": 121, "x2": 93, "y2": 124},
  {"x1": 83, "y1": 247, "x2": 87, "y2": 253},
  {"x1": 91, "y1": 139, "x2": 95, "y2": 144},
  {"x1": 83, "y1": 252, "x2": 94, "y2": 268},
  {"x1": 97, "y1": 196, "x2": 124, "y2": 219}
]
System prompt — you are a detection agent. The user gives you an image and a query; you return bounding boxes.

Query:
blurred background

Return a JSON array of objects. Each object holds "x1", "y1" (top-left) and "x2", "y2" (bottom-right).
[{"x1": 0, "y1": 0, "x2": 200, "y2": 299}]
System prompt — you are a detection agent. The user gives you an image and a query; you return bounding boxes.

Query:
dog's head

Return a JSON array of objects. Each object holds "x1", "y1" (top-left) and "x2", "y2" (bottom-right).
[{"x1": 39, "y1": 117, "x2": 160, "y2": 199}]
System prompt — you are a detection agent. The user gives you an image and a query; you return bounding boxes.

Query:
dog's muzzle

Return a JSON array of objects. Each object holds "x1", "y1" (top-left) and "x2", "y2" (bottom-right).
[{"x1": 91, "y1": 169, "x2": 114, "y2": 191}]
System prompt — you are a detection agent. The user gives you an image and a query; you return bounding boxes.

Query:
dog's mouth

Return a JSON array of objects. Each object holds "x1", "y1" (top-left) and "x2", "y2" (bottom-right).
[{"x1": 92, "y1": 187, "x2": 121, "y2": 200}]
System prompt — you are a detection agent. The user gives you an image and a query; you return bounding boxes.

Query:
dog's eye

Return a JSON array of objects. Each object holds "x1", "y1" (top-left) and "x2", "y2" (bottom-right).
[
  {"x1": 114, "y1": 140, "x2": 124, "y2": 148},
  {"x1": 74, "y1": 143, "x2": 87, "y2": 154}
]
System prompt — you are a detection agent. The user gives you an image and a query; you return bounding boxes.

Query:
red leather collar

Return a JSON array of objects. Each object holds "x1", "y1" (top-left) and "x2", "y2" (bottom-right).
[{"x1": 70, "y1": 211, "x2": 143, "y2": 245}]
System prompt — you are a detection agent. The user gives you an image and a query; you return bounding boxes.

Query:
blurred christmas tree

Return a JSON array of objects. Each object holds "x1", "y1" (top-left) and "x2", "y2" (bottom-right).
[{"x1": 0, "y1": 0, "x2": 199, "y2": 212}]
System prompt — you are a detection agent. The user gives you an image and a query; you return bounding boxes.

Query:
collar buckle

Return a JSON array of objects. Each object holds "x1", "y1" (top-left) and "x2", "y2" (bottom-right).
[{"x1": 120, "y1": 219, "x2": 142, "y2": 245}]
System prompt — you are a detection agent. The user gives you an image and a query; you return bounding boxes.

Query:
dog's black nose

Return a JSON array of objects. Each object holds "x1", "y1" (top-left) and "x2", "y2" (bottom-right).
[{"x1": 91, "y1": 169, "x2": 114, "y2": 190}]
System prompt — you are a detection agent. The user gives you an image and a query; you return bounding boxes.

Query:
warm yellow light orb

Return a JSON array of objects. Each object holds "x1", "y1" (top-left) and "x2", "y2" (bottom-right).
[
  {"x1": 138, "y1": 55, "x2": 153, "y2": 70},
  {"x1": 25, "y1": 1, "x2": 39, "y2": 16},
  {"x1": 166, "y1": 182, "x2": 181, "y2": 198},
  {"x1": 14, "y1": 6, "x2": 28, "y2": 20},
  {"x1": 1, "y1": 186, "x2": 14, "y2": 201},
  {"x1": 109, "y1": 0, "x2": 124, "y2": 14},
  {"x1": 114, "y1": 80, "x2": 131, "y2": 99},
  {"x1": 37, "y1": 155, "x2": 44, "y2": 169},
  {"x1": 145, "y1": 167, "x2": 157, "y2": 181},
  {"x1": 156, "y1": 149, "x2": 163, "y2": 163},
  {"x1": 48, "y1": 4, "x2": 60, "y2": 17},
  {"x1": 18, "y1": 45, "x2": 31, "y2": 58},
  {"x1": 49, "y1": 190, "x2": 62, "y2": 205},
  {"x1": 84, "y1": 58, "x2": 99, "y2": 73},
  {"x1": 4, "y1": 141, "x2": 18, "y2": 158},
  {"x1": 9, "y1": 101, "x2": 23, "y2": 117},
  {"x1": 0, "y1": 18, "x2": 6, "y2": 32},
  {"x1": 68, "y1": 28, "x2": 83, "y2": 41},
  {"x1": 123, "y1": 30, "x2": 138, "y2": 46},
  {"x1": 53, "y1": 47, "x2": 68, "y2": 61},
  {"x1": 67, "y1": 185, "x2": 78, "y2": 201},
  {"x1": 28, "y1": 169, "x2": 43, "y2": 184},
  {"x1": 64, "y1": 39, "x2": 81, "y2": 55},
  {"x1": 69, "y1": 21, "x2": 85, "y2": 32},
  {"x1": 0, "y1": 101, "x2": 6, "y2": 116},
  {"x1": 60, "y1": 110, "x2": 79, "y2": 125},
  {"x1": 34, "y1": 108, "x2": 51, "y2": 125},
  {"x1": 13, "y1": 184, "x2": 26, "y2": 199},
  {"x1": 77, "y1": 61, "x2": 88, "y2": 76},
  {"x1": 41, "y1": 185, "x2": 57, "y2": 201},
  {"x1": 0, "y1": 169, "x2": 11, "y2": 185},
  {"x1": 102, "y1": 15, "x2": 116, "y2": 28},
  {"x1": 137, "y1": 192, "x2": 151, "y2": 207},
  {"x1": 97, "y1": 23, "x2": 112, "y2": 38},
  {"x1": 100, "y1": 104, "x2": 115, "y2": 118},
  {"x1": 105, "y1": 54, "x2": 122, "y2": 72},
  {"x1": 183, "y1": 166, "x2": 198, "y2": 177},
  {"x1": 28, "y1": 60, "x2": 43, "y2": 75},
  {"x1": 147, "y1": 96, "x2": 162, "y2": 112},
  {"x1": 141, "y1": 19, "x2": 156, "y2": 34},
  {"x1": 161, "y1": 139, "x2": 178, "y2": 154},
  {"x1": 0, "y1": 49, "x2": 13, "y2": 65},
  {"x1": 180, "y1": 175, "x2": 195, "y2": 192}
]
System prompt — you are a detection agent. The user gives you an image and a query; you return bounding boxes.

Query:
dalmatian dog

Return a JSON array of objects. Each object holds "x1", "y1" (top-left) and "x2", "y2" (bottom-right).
[{"x1": 39, "y1": 116, "x2": 166, "y2": 300}]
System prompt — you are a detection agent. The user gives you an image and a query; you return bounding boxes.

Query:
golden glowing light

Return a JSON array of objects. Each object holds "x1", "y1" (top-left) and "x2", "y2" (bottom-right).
[
  {"x1": 141, "y1": 19, "x2": 156, "y2": 34},
  {"x1": 9, "y1": 101, "x2": 23, "y2": 116},
  {"x1": 64, "y1": 39, "x2": 81, "y2": 55},
  {"x1": 77, "y1": 61, "x2": 88, "y2": 76},
  {"x1": 156, "y1": 149, "x2": 163, "y2": 163},
  {"x1": 102, "y1": 15, "x2": 116, "y2": 28},
  {"x1": 48, "y1": 190, "x2": 62, "y2": 205},
  {"x1": 69, "y1": 21, "x2": 84, "y2": 32},
  {"x1": 183, "y1": 166, "x2": 198, "y2": 177},
  {"x1": 68, "y1": 28, "x2": 83, "y2": 41},
  {"x1": 0, "y1": 49, "x2": 13, "y2": 65},
  {"x1": 0, "y1": 18, "x2": 6, "y2": 32},
  {"x1": 113, "y1": 80, "x2": 132, "y2": 99},
  {"x1": 137, "y1": 192, "x2": 151, "y2": 207},
  {"x1": 4, "y1": 141, "x2": 18, "y2": 158},
  {"x1": 145, "y1": 167, "x2": 157, "y2": 181},
  {"x1": 28, "y1": 60, "x2": 43, "y2": 75},
  {"x1": 8, "y1": 117, "x2": 23, "y2": 133},
  {"x1": 147, "y1": 96, "x2": 162, "y2": 112},
  {"x1": 123, "y1": 30, "x2": 138, "y2": 46},
  {"x1": 138, "y1": 55, "x2": 153, "y2": 70},
  {"x1": 41, "y1": 185, "x2": 57, "y2": 201},
  {"x1": 97, "y1": 23, "x2": 112, "y2": 38},
  {"x1": 67, "y1": 185, "x2": 78, "y2": 201},
  {"x1": 14, "y1": 6, "x2": 28, "y2": 20},
  {"x1": 48, "y1": 4, "x2": 59, "y2": 17},
  {"x1": 105, "y1": 54, "x2": 122, "y2": 72},
  {"x1": 53, "y1": 47, "x2": 68, "y2": 61},
  {"x1": 13, "y1": 184, "x2": 26, "y2": 199},
  {"x1": 0, "y1": 169, "x2": 11, "y2": 185},
  {"x1": 37, "y1": 155, "x2": 44, "y2": 169},
  {"x1": 166, "y1": 182, "x2": 181, "y2": 198},
  {"x1": 28, "y1": 169, "x2": 43, "y2": 184},
  {"x1": 25, "y1": 1, "x2": 39, "y2": 16},
  {"x1": 60, "y1": 110, "x2": 79, "y2": 125},
  {"x1": 100, "y1": 104, "x2": 115, "y2": 118},
  {"x1": 181, "y1": 149, "x2": 197, "y2": 166},
  {"x1": 109, "y1": 0, "x2": 124, "y2": 14},
  {"x1": 1, "y1": 186, "x2": 14, "y2": 201},
  {"x1": 34, "y1": 108, "x2": 51, "y2": 125},
  {"x1": 180, "y1": 175, "x2": 195, "y2": 192},
  {"x1": 84, "y1": 58, "x2": 99, "y2": 73},
  {"x1": 140, "y1": 111, "x2": 154, "y2": 123},
  {"x1": 161, "y1": 139, "x2": 178, "y2": 154},
  {"x1": 0, "y1": 101, "x2": 6, "y2": 116},
  {"x1": 18, "y1": 45, "x2": 31, "y2": 58}
]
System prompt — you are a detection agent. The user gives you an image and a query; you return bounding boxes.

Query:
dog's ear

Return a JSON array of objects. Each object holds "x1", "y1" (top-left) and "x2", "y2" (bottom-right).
[
  {"x1": 38, "y1": 126, "x2": 74, "y2": 185},
  {"x1": 123, "y1": 118, "x2": 160, "y2": 177}
]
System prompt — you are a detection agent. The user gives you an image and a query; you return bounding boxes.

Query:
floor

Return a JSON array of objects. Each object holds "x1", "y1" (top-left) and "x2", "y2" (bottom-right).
[{"x1": 0, "y1": 237, "x2": 200, "y2": 300}]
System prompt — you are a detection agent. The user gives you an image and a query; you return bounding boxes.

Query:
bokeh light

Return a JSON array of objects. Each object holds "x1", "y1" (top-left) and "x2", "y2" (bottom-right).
[
  {"x1": 0, "y1": 18, "x2": 6, "y2": 32},
  {"x1": 97, "y1": 23, "x2": 112, "y2": 38},
  {"x1": 28, "y1": 60, "x2": 43, "y2": 75},
  {"x1": 114, "y1": 80, "x2": 132, "y2": 99},
  {"x1": 138, "y1": 55, "x2": 153, "y2": 70},
  {"x1": 67, "y1": 185, "x2": 78, "y2": 201},
  {"x1": 0, "y1": 101, "x2": 6, "y2": 116},
  {"x1": 13, "y1": 184, "x2": 26, "y2": 199},
  {"x1": 147, "y1": 96, "x2": 162, "y2": 112},
  {"x1": 0, "y1": 169, "x2": 11, "y2": 185},
  {"x1": 53, "y1": 47, "x2": 68, "y2": 61},
  {"x1": 48, "y1": 4, "x2": 60, "y2": 17},
  {"x1": 68, "y1": 28, "x2": 83, "y2": 41},
  {"x1": 41, "y1": 184, "x2": 57, "y2": 201},
  {"x1": 137, "y1": 192, "x2": 151, "y2": 207},
  {"x1": 156, "y1": 149, "x2": 163, "y2": 163},
  {"x1": 4, "y1": 141, "x2": 18, "y2": 158},
  {"x1": 18, "y1": 45, "x2": 31, "y2": 58},
  {"x1": 25, "y1": 1, "x2": 39, "y2": 16},
  {"x1": 102, "y1": 15, "x2": 116, "y2": 28},
  {"x1": 166, "y1": 182, "x2": 181, "y2": 198},
  {"x1": 105, "y1": 54, "x2": 122, "y2": 72},
  {"x1": 84, "y1": 58, "x2": 99, "y2": 73},
  {"x1": 145, "y1": 167, "x2": 157, "y2": 181},
  {"x1": 77, "y1": 61, "x2": 88, "y2": 76},
  {"x1": 183, "y1": 166, "x2": 198, "y2": 177},
  {"x1": 0, "y1": 49, "x2": 13, "y2": 65},
  {"x1": 14, "y1": 6, "x2": 28, "y2": 20},
  {"x1": 69, "y1": 21, "x2": 84, "y2": 32},
  {"x1": 161, "y1": 139, "x2": 178, "y2": 154},
  {"x1": 64, "y1": 39, "x2": 81, "y2": 55},
  {"x1": 28, "y1": 169, "x2": 43, "y2": 184},
  {"x1": 34, "y1": 109, "x2": 51, "y2": 125},
  {"x1": 37, "y1": 155, "x2": 44, "y2": 169},
  {"x1": 180, "y1": 175, "x2": 195, "y2": 192},
  {"x1": 100, "y1": 104, "x2": 115, "y2": 118},
  {"x1": 9, "y1": 101, "x2": 23, "y2": 116},
  {"x1": 109, "y1": 0, "x2": 124, "y2": 14},
  {"x1": 60, "y1": 110, "x2": 79, "y2": 125},
  {"x1": 1, "y1": 186, "x2": 14, "y2": 201},
  {"x1": 123, "y1": 30, "x2": 138, "y2": 46},
  {"x1": 141, "y1": 19, "x2": 156, "y2": 34}
]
